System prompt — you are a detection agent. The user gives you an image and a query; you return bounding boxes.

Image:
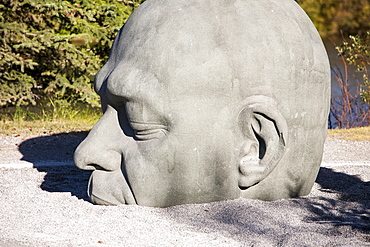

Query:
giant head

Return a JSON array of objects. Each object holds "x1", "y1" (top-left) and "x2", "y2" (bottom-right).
[{"x1": 74, "y1": 0, "x2": 330, "y2": 207}]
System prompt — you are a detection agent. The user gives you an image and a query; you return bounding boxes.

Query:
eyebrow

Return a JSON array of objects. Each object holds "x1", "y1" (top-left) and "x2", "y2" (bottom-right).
[{"x1": 105, "y1": 63, "x2": 163, "y2": 99}]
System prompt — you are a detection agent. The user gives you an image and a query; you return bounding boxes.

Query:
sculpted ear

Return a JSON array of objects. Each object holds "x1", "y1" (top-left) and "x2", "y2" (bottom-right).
[{"x1": 238, "y1": 96, "x2": 288, "y2": 188}]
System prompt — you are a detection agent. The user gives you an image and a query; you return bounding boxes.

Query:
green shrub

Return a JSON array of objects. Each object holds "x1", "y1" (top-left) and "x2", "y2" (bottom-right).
[
  {"x1": 336, "y1": 32, "x2": 370, "y2": 104},
  {"x1": 329, "y1": 32, "x2": 370, "y2": 128},
  {"x1": 0, "y1": 0, "x2": 143, "y2": 107}
]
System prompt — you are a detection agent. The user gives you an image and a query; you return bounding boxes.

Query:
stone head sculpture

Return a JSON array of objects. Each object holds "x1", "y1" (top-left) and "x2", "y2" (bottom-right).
[{"x1": 74, "y1": 0, "x2": 330, "y2": 207}]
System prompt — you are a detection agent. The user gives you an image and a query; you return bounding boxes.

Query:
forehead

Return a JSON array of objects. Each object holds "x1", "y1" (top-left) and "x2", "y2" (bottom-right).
[
  {"x1": 101, "y1": 20, "x2": 235, "y2": 100},
  {"x1": 96, "y1": 0, "x2": 327, "y2": 107}
]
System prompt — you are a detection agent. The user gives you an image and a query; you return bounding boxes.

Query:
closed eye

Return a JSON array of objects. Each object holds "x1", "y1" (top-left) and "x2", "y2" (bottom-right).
[{"x1": 129, "y1": 122, "x2": 169, "y2": 141}]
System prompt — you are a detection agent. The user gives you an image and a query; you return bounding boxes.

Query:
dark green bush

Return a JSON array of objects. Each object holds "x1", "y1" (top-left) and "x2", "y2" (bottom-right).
[
  {"x1": 0, "y1": 0, "x2": 144, "y2": 107},
  {"x1": 296, "y1": 0, "x2": 370, "y2": 38}
]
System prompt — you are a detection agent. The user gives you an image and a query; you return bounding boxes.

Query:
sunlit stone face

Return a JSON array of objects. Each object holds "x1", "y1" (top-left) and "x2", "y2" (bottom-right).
[
  {"x1": 74, "y1": 0, "x2": 330, "y2": 207},
  {"x1": 74, "y1": 21, "x2": 244, "y2": 207},
  {"x1": 82, "y1": 60, "x2": 243, "y2": 207}
]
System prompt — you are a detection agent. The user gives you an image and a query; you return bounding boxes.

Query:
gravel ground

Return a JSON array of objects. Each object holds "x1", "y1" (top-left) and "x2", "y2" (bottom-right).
[
  {"x1": 0, "y1": 133, "x2": 369, "y2": 247},
  {"x1": 322, "y1": 137, "x2": 370, "y2": 165}
]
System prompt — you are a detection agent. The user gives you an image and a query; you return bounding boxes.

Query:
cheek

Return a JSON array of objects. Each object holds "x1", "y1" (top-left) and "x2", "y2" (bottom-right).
[
  {"x1": 122, "y1": 130, "x2": 241, "y2": 206},
  {"x1": 135, "y1": 138, "x2": 176, "y2": 172},
  {"x1": 122, "y1": 137, "x2": 175, "y2": 188}
]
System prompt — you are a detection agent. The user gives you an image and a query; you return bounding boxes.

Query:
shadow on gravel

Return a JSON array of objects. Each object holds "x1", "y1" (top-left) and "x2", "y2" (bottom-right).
[
  {"x1": 307, "y1": 167, "x2": 370, "y2": 234},
  {"x1": 18, "y1": 132, "x2": 92, "y2": 202},
  {"x1": 16, "y1": 133, "x2": 370, "y2": 235}
]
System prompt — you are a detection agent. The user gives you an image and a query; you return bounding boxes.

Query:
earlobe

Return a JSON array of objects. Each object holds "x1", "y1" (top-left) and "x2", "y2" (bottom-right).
[{"x1": 238, "y1": 96, "x2": 288, "y2": 188}]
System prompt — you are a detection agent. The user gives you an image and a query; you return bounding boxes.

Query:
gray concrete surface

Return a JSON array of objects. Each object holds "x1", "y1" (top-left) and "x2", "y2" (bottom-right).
[{"x1": 0, "y1": 133, "x2": 369, "y2": 246}]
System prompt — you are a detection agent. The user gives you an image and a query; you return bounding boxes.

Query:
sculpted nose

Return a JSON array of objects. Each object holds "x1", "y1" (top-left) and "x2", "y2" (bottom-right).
[
  {"x1": 74, "y1": 135, "x2": 122, "y2": 171},
  {"x1": 74, "y1": 105, "x2": 123, "y2": 171}
]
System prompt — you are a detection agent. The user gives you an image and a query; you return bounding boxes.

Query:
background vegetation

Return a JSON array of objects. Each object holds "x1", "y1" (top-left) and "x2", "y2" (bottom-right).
[
  {"x1": 330, "y1": 32, "x2": 370, "y2": 128},
  {"x1": 0, "y1": 0, "x2": 143, "y2": 107},
  {"x1": 337, "y1": 33, "x2": 370, "y2": 104},
  {"x1": 296, "y1": 0, "x2": 370, "y2": 128},
  {"x1": 0, "y1": 0, "x2": 369, "y2": 130},
  {"x1": 296, "y1": 0, "x2": 370, "y2": 38}
]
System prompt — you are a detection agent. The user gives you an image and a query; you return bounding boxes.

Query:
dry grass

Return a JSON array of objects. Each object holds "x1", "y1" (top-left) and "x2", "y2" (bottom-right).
[
  {"x1": 0, "y1": 104, "x2": 101, "y2": 138},
  {"x1": 327, "y1": 126, "x2": 370, "y2": 141},
  {"x1": 0, "y1": 120, "x2": 96, "y2": 138},
  {"x1": 1, "y1": 119, "x2": 369, "y2": 142},
  {"x1": 1, "y1": 104, "x2": 369, "y2": 141}
]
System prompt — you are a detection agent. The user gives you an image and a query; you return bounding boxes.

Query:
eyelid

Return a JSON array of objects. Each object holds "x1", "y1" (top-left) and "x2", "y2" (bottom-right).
[{"x1": 130, "y1": 122, "x2": 169, "y2": 141}]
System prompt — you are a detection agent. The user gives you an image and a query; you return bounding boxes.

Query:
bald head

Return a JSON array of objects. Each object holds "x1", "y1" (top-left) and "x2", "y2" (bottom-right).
[
  {"x1": 96, "y1": 0, "x2": 329, "y2": 121},
  {"x1": 76, "y1": 0, "x2": 330, "y2": 206}
]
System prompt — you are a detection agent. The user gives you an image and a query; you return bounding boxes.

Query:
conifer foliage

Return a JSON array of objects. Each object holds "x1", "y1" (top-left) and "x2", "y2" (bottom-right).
[{"x1": 0, "y1": 0, "x2": 143, "y2": 107}]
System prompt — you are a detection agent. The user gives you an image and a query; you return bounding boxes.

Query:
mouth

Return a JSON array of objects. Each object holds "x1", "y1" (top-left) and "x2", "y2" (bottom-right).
[
  {"x1": 87, "y1": 169, "x2": 137, "y2": 205},
  {"x1": 90, "y1": 193, "x2": 118, "y2": 206}
]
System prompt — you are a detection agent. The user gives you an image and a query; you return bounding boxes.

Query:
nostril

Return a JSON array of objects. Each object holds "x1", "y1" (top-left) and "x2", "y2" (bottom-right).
[
  {"x1": 75, "y1": 153, "x2": 122, "y2": 171},
  {"x1": 74, "y1": 145, "x2": 122, "y2": 171},
  {"x1": 74, "y1": 128, "x2": 123, "y2": 171},
  {"x1": 85, "y1": 163, "x2": 109, "y2": 171}
]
